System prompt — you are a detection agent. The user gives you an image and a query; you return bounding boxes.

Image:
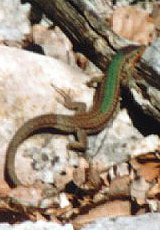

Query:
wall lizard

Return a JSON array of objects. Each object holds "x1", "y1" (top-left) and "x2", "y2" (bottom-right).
[{"x1": 5, "y1": 45, "x2": 145, "y2": 187}]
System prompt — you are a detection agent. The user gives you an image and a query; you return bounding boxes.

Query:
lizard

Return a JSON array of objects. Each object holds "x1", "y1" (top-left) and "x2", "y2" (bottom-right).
[{"x1": 5, "y1": 45, "x2": 145, "y2": 187}]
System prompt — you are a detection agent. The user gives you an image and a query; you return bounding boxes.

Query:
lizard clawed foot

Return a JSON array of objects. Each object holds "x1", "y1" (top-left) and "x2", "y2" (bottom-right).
[
  {"x1": 51, "y1": 83, "x2": 87, "y2": 113},
  {"x1": 67, "y1": 142, "x2": 86, "y2": 152},
  {"x1": 67, "y1": 128, "x2": 87, "y2": 152},
  {"x1": 51, "y1": 83, "x2": 74, "y2": 107}
]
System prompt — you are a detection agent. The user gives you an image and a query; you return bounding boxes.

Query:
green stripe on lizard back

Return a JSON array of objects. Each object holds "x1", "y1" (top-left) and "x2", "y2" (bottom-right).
[
  {"x1": 98, "y1": 45, "x2": 145, "y2": 114},
  {"x1": 99, "y1": 50, "x2": 124, "y2": 114}
]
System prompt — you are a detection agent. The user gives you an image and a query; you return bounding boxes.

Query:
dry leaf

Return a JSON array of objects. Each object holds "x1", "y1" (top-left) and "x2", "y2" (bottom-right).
[{"x1": 73, "y1": 200, "x2": 130, "y2": 229}]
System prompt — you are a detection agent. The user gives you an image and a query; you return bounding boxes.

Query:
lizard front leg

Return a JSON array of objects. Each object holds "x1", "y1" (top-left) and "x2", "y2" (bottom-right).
[{"x1": 52, "y1": 84, "x2": 87, "y2": 114}]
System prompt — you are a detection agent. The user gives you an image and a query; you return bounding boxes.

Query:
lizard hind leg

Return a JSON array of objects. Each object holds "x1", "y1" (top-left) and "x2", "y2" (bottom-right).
[
  {"x1": 52, "y1": 84, "x2": 87, "y2": 114},
  {"x1": 67, "y1": 128, "x2": 87, "y2": 152}
]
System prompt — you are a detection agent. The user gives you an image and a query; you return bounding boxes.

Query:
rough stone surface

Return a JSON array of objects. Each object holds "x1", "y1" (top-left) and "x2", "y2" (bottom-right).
[
  {"x1": 82, "y1": 213, "x2": 160, "y2": 230},
  {"x1": 0, "y1": 0, "x2": 31, "y2": 42}
]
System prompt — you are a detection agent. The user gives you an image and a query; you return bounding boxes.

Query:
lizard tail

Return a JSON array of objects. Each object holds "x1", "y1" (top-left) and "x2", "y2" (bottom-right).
[{"x1": 5, "y1": 113, "x2": 73, "y2": 187}]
